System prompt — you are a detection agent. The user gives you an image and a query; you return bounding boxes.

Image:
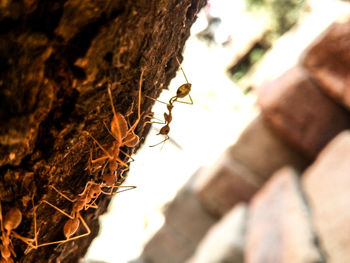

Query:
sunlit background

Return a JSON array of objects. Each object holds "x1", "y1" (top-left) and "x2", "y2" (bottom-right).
[{"x1": 85, "y1": 0, "x2": 348, "y2": 262}]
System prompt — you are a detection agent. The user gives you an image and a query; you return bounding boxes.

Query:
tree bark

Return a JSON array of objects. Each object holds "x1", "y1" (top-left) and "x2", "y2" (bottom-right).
[{"x1": 0, "y1": 0, "x2": 206, "y2": 262}]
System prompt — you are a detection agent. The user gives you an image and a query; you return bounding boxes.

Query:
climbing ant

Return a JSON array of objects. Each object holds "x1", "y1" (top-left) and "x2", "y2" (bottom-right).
[
  {"x1": 0, "y1": 199, "x2": 39, "y2": 262},
  {"x1": 39, "y1": 181, "x2": 135, "y2": 246},
  {"x1": 146, "y1": 57, "x2": 193, "y2": 147},
  {"x1": 36, "y1": 71, "x2": 144, "y2": 246},
  {"x1": 85, "y1": 69, "x2": 144, "y2": 183},
  {"x1": 39, "y1": 183, "x2": 95, "y2": 246}
]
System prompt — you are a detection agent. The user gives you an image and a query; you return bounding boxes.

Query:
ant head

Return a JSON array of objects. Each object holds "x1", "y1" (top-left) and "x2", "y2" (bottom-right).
[
  {"x1": 88, "y1": 184, "x2": 102, "y2": 198},
  {"x1": 159, "y1": 125, "x2": 170, "y2": 135},
  {"x1": 103, "y1": 173, "x2": 116, "y2": 186},
  {"x1": 176, "y1": 83, "x2": 191, "y2": 98}
]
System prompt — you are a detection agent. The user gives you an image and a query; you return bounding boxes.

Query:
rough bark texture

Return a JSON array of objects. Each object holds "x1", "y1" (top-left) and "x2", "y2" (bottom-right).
[{"x1": 0, "y1": 0, "x2": 206, "y2": 262}]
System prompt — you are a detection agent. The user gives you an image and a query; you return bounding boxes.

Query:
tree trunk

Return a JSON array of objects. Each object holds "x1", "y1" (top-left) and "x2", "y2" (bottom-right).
[{"x1": 0, "y1": 0, "x2": 206, "y2": 262}]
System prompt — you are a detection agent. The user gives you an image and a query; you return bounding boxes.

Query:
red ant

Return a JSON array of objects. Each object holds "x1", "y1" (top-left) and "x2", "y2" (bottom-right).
[
  {"x1": 39, "y1": 184, "x2": 94, "y2": 247},
  {"x1": 85, "y1": 68, "x2": 144, "y2": 183},
  {"x1": 36, "y1": 70, "x2": 144, "y2": 246},
  {"x1": 39, "y1": 181, "x2": 135, "y2": 247},
  {"x1": 0, "y1": 199, "x2": 39, "y2": 263},
  {"x1": 146, "y1": 57, "x2": 193, "y2": 147}
]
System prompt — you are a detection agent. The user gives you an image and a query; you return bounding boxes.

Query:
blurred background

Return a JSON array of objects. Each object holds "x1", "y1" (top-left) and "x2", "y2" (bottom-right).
[{"x1": 85, "y1": 0, "x2": 350, "y2": 262}]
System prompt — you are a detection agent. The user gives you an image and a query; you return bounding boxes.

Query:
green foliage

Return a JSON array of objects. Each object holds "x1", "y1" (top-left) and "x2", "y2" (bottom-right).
[
  {"x1": 246, "y1": 0, "x2": 264, "y2": 9},
  {"x1": 231, "y1": 45, "x2": 266, "y2": 82},
  {"x1": 229, "y1": 0, "x2": 306, "y2": 94},
  {"x1": 247, "y1": 0, "x2": 306, "y2": 37}
]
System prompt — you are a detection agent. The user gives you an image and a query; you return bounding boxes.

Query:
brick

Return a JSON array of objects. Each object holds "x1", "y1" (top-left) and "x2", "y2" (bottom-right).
[
  {"x1": 195, "y1": 114, "x2": 308, "y2": 217},
  {"x1": 142, "y1": 223, "x2": 194, "y2": 263},
  {"x1": 302, "y1": 131, "x2": 350, "y2": 263},
  {"x1": 246, "y1": 167, "x2": 323, "y2": 263},
  {"x1": 249, "y1": 1, "x2": 350, "y2": 89},
  {"x1": 227, "y1": 114, "x2": 308, "y2": 181},
  {"x1": 302, "y1": 15, "x2": 350, "y2": 109},
  {"x1": 195, "y1": 152, "x2": 262, "y2": 217},
  {"x1": 164, "y1": 171, "x2": 217, "y2": 246},
  {"x1": 258, "y1": 66, "x2": 350, "y2": 158},
  {"x1": 187, "y1": 203, "x2": 247, "y2": 263},
  {"x1": 141, "y1": 169, "x2": 217, "y2": 263}
]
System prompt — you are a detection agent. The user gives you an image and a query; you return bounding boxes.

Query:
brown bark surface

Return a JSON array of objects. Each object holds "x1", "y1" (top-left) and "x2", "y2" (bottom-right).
[{"x1": 0, "y1": 0, "x2": 206, "y2": 262}]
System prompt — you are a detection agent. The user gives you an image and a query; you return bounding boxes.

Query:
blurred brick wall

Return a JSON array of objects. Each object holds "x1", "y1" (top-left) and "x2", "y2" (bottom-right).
[{"x1": 137, "y1": 15, "x2": 350, "y2": 263}]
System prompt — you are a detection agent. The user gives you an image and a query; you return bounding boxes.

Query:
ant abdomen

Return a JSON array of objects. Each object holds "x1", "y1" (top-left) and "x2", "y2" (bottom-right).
[
  {"x1": 123, "y1": 133, "x2": 139, "y2": 147},
  {"x1": 63, "y1": 218, "x2": 80, "y2": 239},
  {"x1": 176, "y1": 83, "x2": 191, "y2": 98},
  {"x1": 4, "y1": 208, "x2": 22, "y2": 231}
]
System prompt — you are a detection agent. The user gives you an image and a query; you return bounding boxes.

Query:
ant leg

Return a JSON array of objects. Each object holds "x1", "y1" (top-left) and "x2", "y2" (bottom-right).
[
  {"x1": 144, "y1": 116, "x2": 167, "y2": 125},
  {"x1": 188, "y1": 94, "x2": 193, "y2": 104},
  {"x1": 78, "y1": 181, "x2": 97, "y2": 197},
  {"x1": 36, "y1": 214, "x2": 90, "y2": 247},
  {"x1": 68, "y1": 214, "x2": 91, "y2": 241},
  {"x1": 13, "y1": 197, "x2": 41, "y2": 254},
  {"x1": 149, "y1": 135, "x2": 170, "y2": 148},
  {"x1": 102, "y1": 121, "x2": 122, "y2": 144},
  {"x1": 90, "y1": 155, "x2": 109, "y2": 166},
  {"x1": 89, "y1": 148, "x2": 109, "y2": 175},
  {"x1": 128, "y1": 69, "x2": 144, "y2": 133},
  {"x1": 114, "y1": 156, "x2": 129, "y2": 168},
  {"x1": 40, "y1": 200, "x2": 73, "y2": 219},
  {"x1": 145, "y1": 95, "x2": 169, "y2": 105},
  {"x1": 49, "y1": 185, "x2": 75, "y2": 203},
  {"x1": 9, "y1": 243, "x2": 17, "y2": 258},
  {"x1": 84, "y1": 200, "x2": 98, "y2": 210},
  {"x1": 171, "y1": 95, "x2": 193, "y2": 105},
  {"x1": 88, "y1": 148, "x2": 108, "y2": 173},
  {"x1": 118, "y1": 149, "x2": 135, "y2": 179},
  {"x1": 107, "y1": 83, "x2": 118, "y2": 120},
  {"x1": 119, "y1": 149, "x2": 134, "y2": 162},
  {"x1": 142, "y1": 113, "x2": 168, "y2": 134},
  {"x1": 101, "y1": 185, "x2": 136, "y2": 195},
  {"x1": 12, "y1": 232, "x2": 36, "y2": 249},
  {"x1": 100, "y1": 188, "x2": 114, "y2": 195},
  {"x1": 103, "y1": 122, "x2": 135, "y2": 167},
  {"x1": 118, "y1": 162, "x2": 130, "y2": 179},
  {"x1": 83, "y1": 131, "x2": 113, "y2": 159},
  {"x1": 87, "y1": 148, "x2": 94, "y2": 173},
  {"x1": 176, "y1": 57, "x2": 190, "y2": 84},
  {"x1": 32, "y1": 197, "x2": 39, "y2": 249},
  {"x1": 178, "y1": 94, "x2": 193, "y2": 105},
  {"x1": 26, "y1": 196, "x2": 39, "y2": 249},
  {"x1": 0, "y1": 201, "x2": 4, "y2": 233},
  {"x1": 113, "y1": 185, "x2": 136, "y2": 194},
  {"x1": 100, "y1": 159, "x2": 109, "y2": 176},
  {"x1": 174, "y1": 57, "x2": 193, "y2": 104},
  {"x1": 119, "y1": 164, "x2": 130, "y2": 179}
]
